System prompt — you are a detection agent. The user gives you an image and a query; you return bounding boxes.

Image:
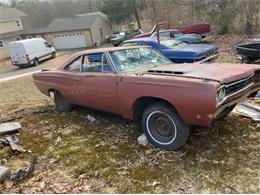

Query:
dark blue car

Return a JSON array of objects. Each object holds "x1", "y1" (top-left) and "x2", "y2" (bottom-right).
[{"x1": 121, "y1": 37, "x2": 218, "y2": 63}]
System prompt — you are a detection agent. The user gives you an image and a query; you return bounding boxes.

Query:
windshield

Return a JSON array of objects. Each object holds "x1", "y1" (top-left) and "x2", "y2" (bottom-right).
[
  {"x1": 161, "y1": 39, "x2": 187, "y2": 48},
  {"x1": 109, "y1": 47, "x2": 171, "y2": 72}
]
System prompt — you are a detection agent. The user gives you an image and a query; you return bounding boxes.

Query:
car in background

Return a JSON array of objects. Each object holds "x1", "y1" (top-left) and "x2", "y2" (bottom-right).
[
  {"x1": 33, "y1": 46, "x2": 260, "y2": 150},
  {"x1": 151, "y1": 29, "x2": 202, "y2": 44},
  {"x1": 135, "y1": 22, "x2": 211, "y2": 39},
  {"x1": 111, "y1": 29, "x2": 143, "y2": 46},
  {"x1": 9, "y1": 38, "x2": 56, "y2": 68},
  {"x1": 121, "y1": 37, "x2": 218, "y2": 63}
]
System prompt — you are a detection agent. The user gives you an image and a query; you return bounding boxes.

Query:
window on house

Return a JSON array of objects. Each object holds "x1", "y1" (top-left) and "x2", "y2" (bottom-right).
[
  {"x1": 16, "y1": 36, "x2": 21, "y2": 41},
  {"x1": 0, "y1": 40, "x2": 4, "y2": 48},
  {"x1": 16, "y1": 20, "x2": 21, "y2": 27},
  {"x1": 99, "y1": 28, "x2": 103, "y2": 38}
]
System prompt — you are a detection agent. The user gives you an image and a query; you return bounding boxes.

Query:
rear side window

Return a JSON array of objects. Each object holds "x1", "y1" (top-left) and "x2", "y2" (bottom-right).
[{"x1": 65, "y1": 57, "x2": 81, "y2": 72}]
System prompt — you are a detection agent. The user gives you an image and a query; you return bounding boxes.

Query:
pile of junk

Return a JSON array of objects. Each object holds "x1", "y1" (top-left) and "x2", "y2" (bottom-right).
[{"x1": 0, "y1": 122, "x2": 37, "y2": 184}]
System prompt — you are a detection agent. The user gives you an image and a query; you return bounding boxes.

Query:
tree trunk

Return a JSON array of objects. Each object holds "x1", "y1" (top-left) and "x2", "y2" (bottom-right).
[
  {"x1": 134, "y1": 5, "x2": 142, "y2": 29},
  {"x1": 245, "y1": 0, "x2": 253, "y2": 35}
]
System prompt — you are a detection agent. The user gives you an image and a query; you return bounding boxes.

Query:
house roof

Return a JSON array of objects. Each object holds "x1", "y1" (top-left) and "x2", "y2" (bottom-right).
[
  {"x1": 0, "y1": 7, "x2": 27, "y2": 20},
  {"x1": 0, "y1": 30, "x2": 23, "y2": 39},
  {"x1": 24, "y1": 12, "x2": 110, "y2": 35}
]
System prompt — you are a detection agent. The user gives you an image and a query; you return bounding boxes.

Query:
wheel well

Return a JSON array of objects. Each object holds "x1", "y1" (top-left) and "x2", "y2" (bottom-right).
[
  {"x1": 132, "y1": 97, "x2": 175, "y2": 125},
  {"x1": 48, "y1": 89, "x2": 57, "y2": 97}
]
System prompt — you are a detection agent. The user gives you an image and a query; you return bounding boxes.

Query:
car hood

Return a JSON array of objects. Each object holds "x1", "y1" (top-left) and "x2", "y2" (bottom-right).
[{"x1": 142, "y1": 63, "x2": 259, "y2": 84}]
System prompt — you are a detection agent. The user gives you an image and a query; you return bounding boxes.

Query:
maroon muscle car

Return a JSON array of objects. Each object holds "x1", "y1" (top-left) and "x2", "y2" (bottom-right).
[{"x1": 33, "y1": 46, "x2": 260, "y2": 150}]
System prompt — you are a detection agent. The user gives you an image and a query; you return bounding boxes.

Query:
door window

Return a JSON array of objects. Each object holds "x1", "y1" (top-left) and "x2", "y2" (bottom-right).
[
  {"x1": 81, "y1": 53, "x2": 112, "y2": 73},
  {"x1": 65, "y1": 57, "x2": 82, "y2": 72}
]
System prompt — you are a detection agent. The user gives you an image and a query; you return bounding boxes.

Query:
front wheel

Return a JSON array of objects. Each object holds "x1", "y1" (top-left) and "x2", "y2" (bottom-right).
[
  {"x1": 54, "y1": 91, "x2": 72, "y2": 112},
  {"x1": 142, "y1": 102, "x2": 190, "y2": 150}
]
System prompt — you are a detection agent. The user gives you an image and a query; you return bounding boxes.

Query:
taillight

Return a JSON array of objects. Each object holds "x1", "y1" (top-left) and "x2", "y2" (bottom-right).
[{"x1": 26, "y1": 54, "x2": 30, "y2": 62}]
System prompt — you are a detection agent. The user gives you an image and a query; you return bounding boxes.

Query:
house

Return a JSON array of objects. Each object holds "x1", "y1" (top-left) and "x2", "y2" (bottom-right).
[
  {"x1": 0, "y1": 7, "x2": 27, "y2": 60},
  {"x1": 23, "y1": 12, "x2": 112, "y2": 49}
]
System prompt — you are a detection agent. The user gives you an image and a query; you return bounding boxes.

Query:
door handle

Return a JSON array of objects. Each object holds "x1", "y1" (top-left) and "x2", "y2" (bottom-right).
[{"x1": 84, "y1": 75, "x2": 94, "y2": 78}]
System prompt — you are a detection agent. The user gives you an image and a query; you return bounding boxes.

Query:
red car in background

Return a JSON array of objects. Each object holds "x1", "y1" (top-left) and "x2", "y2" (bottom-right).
[{"x1": 135, "y1": 22, "x2": 211, "y2": 39}]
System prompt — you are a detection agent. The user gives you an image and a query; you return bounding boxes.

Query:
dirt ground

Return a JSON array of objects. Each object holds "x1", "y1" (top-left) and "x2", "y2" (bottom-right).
[{"x1": 0, "y1": 35, "x2": 260, "y2": 193}]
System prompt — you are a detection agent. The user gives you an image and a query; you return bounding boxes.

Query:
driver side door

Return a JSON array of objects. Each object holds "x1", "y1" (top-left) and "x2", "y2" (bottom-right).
[{"x1": 73, "y1": 52, "x2": 120, "y2": 113}]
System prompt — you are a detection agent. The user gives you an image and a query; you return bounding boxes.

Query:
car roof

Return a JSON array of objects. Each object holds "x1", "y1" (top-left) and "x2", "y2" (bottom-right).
[
  {"x1": 56, "y1": 45, "x2": 151, "y2": 70},
  {"x1": 75, "y1": 45, "x2": 150, "y2": 55}
]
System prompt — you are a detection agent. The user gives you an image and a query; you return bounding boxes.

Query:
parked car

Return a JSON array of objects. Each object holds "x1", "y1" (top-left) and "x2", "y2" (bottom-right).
[
  {"x1": 9, "y1": 38, "x2": 56, "y2": 68},
  {"x1": 33, "y1": 46, "x2": 260, "y2": 150},
  {"x1": 236, "y1": 41, "x2": 260, "y2": 64},
  {"x1": 121, "y1": 37, "x2": 218, "y2": 63},
  {"x1": 151, "y1": 29, "x2": 202, "y2": 44},
  {"x1": 111, "y1": 29, "x2": 142, "y2": 46},
  {"x1": 135, "y1": 22, "x2": 211, "y2": 39}
]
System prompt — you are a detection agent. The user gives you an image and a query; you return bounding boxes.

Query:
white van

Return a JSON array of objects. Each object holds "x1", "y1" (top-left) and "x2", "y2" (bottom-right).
[{"x1": 9, "y1": 38, "x2": 56, "y2": 67}]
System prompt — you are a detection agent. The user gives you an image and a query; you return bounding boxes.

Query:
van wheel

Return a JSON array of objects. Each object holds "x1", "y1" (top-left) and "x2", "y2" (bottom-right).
[
  {"x1": 142, "y1": 102, "x2": 190, "y2": 150},
  {"x1": 33, "y1": 58, "x2": 39, "y2": 66},
  {"x1": 54, "y1": 91, "x2": 72, "y2": 112},
  {"x1": 51, "y1": 52, "x2": 56, "y2": 58}
]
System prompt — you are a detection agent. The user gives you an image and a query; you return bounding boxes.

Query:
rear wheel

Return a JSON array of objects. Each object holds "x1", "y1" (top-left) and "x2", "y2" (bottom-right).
[
  {"x1": 54, "y1": 91, "x2": 72, "y2": 112},
  {"x1": 142, "y1": 102, "x2": 190, "y2": 150},
  {"x1": 51, "y1": 52, "x2": 56, "y2": 58},
  {"x1": 33, "y1": 58, "x2": 39, "y2": 66}
]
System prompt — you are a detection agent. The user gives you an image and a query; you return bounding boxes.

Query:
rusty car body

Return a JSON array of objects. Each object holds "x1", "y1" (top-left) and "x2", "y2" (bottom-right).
[{"x1": 33, "y1": 46, "x2": 260, "y2": 150}]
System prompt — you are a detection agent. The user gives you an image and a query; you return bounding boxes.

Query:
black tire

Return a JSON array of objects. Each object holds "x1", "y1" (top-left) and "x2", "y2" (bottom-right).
[
  {"x1": 51, "y1": 52, "x2": 56, "y2": 58},
  {"x1": 241, "y1": 57, "x2": 250, "y2": 64},
  {"x1": 142, "y1": 102, "x2": 190, "y2": 150},
  {"x1": 33, "y1": 58, "x2": 39, "y2": 66},
  {"x1": 54, "y1": 91, "x2": 72, "y2": 112}
]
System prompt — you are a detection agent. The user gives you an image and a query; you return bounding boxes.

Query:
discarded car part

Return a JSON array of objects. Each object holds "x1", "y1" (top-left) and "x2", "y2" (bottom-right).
[
  {"x1": 0, "y1": 166, "x2": 11, "y2": 182},
  {"x1": 0, "y1": 122, "x2": 37, "y2": 183},
  {"x1": 86, "y1": 114, "x2": 96, "y2": 123},
  {"x1": 137, "y1": 133, "x2": 149, "y2": 146},
  {"x1": 32, "y1": 46, "x2": 260, "y2": 150},
  {"x1": 232, "y1": 102, "x2": 260, "y2": 122},
  {"x1": 0, "y1": 122, "x2": 21, "y2": 136},
  {"x1": 11, "y1": 153, "x2": 37, "y2": 183},
  {"x1": 5, "y1": 135, "x2": 26, "y2": 152},
  {"x1": 236, "y1": 42, "x2": 260, "y2": 63}
]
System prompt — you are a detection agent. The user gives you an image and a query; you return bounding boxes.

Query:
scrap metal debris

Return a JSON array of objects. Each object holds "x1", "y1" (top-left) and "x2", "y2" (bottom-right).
[
  {"x1": 138, "y1": 133, "x2": 149, "y2": 146},
  {"x1": 0, "y1": 122, "x2": 37, "y2": 183},
  {"x1": 86, "y1": 114, "x2": 96, "y2": 123},
  {"x1": 232, "y1": 102, "x2": 260, "y2": 122}
]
